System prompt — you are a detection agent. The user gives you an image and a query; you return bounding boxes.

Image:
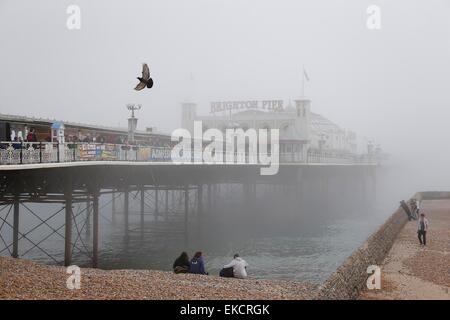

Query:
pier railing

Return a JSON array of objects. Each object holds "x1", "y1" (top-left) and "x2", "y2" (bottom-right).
[
  {"x1": 306, "y1": 149, "x2": 374, "y2": 164},
  {"x1": 0, "y1": 142, "x2": 376, "y2": 165}
]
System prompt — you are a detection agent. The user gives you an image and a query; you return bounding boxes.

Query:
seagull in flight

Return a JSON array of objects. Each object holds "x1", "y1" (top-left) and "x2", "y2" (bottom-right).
[{"x1": 134, "y1": 63, "x2": 153, "y2": 91}]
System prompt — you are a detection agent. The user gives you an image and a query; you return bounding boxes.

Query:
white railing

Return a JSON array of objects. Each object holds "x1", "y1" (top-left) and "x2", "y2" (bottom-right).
[
  {"x1": 0, "y1": 142, "x2": 376, "y2": 165},
  {"x1": 0, "y1": 142, "x2": 171, "y2": 165}
]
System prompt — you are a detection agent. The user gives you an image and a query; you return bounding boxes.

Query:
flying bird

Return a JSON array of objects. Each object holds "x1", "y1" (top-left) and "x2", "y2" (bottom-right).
[{"x1": 134, "y1": 63, "x2": 153, "y2": 91}]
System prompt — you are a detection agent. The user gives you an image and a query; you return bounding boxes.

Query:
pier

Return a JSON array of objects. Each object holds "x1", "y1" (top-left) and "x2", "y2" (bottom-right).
[
  {"x1": 0, "y1": 159, "x2": 377, "y2": 268},
  {"x1": 0, "y1": 104, "x2": 381, "y2": 269}
]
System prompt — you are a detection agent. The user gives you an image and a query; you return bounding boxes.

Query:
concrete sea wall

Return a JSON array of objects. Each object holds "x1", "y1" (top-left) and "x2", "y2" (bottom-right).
[
  {"x1": 316, "y1": 190, "x2": 450, "y2": 300},
  {"x1": 315, "y1": 203, "x2": 410, "y2": 300}
]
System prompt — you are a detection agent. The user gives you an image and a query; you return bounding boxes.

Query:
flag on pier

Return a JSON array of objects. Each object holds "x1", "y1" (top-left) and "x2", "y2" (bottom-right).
[{"x1": 303, "y1": 68, "x2": 310, "y2": 82}]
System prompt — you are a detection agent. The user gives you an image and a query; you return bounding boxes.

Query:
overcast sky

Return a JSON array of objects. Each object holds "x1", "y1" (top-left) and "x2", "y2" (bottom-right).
[{"x1": 1, "y1": 0, "x2": 450, "y2": 190}]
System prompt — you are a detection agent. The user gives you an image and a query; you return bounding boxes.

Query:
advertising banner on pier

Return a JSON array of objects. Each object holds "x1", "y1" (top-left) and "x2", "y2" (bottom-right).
[
  {"x1": 138, "y1": 147, "x2": 151, "y2": 161},
  {"x1": 78, "y1": 143, "x2": 99, "y2": 160},
  {"x1": 77, "y1": 143, "x2": 119, "y2": 161},
  {"x1": 150, "y1": 147, "x2": 171, "y2": 161},
  {"x1": 101, "y1": 144, "x2": 118, "y2": 160}
]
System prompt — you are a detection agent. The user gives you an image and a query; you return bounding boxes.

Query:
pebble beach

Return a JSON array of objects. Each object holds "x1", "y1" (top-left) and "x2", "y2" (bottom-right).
[{"x1": 0, "y1": 256, "x2": 317, "y2": 300}]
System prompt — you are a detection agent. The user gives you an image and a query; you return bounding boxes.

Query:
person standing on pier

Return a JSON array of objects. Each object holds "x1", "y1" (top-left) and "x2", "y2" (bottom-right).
[
  {"x1": 417, "y1": 213, "x2": 429, "y2": 246},
  {"x1": 26, "y1": 128, "x2": 37, "y2": 142}
]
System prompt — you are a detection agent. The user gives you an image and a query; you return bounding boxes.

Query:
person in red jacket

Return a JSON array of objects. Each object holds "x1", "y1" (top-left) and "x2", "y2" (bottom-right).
[{"x1": 26, "y1": 128, "x2": 38, "y2": 142}]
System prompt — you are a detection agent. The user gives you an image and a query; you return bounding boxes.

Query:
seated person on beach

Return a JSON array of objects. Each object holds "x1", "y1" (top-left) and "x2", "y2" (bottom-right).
[
  {"x1": 189, "y1": 251, "x2": 208, "y2": 275},
  {"x1": 220, "y1": 254, "x2": 249, "y2": 279},
  {"x1": 173, "y1": 251, "x2": 190, "y2": 274}
]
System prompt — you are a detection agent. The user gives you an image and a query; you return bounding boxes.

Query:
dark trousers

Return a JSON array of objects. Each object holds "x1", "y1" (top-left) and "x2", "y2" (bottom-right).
[
  {"x1": 219, "y1": 267, "x2": 234, "y2": 278},
  {"x1": 418, "y1": 230, "x2": 426, "y2": 245}
]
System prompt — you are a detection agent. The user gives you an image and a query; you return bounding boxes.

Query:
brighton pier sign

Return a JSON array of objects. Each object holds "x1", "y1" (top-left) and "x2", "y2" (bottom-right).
[{"x1": 210, "y1": 100, "x2": 284, "y2": 113}]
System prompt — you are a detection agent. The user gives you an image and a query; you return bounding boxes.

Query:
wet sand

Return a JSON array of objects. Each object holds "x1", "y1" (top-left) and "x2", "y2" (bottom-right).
[{"x1": 360, "y1": 200, "x2": 450, "y2": 300}]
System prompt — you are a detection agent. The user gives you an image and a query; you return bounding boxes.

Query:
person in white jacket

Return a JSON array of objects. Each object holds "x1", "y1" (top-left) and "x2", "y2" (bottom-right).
[
  {"x1": 223, "y1": 254, "x2": 249, "y2": 279},
  {"x1": 417, "y1": 213, "x2": 429, "y2": 246}
]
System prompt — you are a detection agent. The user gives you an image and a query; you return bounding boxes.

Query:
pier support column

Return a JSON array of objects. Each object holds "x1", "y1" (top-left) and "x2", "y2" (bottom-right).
[
  {"x1": 64, "y1": 188, "x2": 73, "y2": 267},
  {"x1": 165, "y1": 189, "x2": 169, "y2": 221},
  {"x1": 320, "y1": 171, "x2": 330, "y2": 213},
  {"x1": 12, "y1": 194, "x2": 19, "y2": 258},
  {"x1": 92, "y1": 191, "x2": 99, "y2": 268},
  {"x1": 124, "y1": 186, "x2": 129, "y2": 238},
  {"x1": 155, "y1": 187, "x2": 159, "y2": 222},
  {"x1": 140, "y1": 186, "x2": 145, "y2": 233},
  {"x1": 111, "y1": 189, "x2": 116, "y2": 225},
  {"x1": 296, "y1": 169, "x2": 304, "y2": 211},
  {"x1": 207, "y1": 184, "x2": 212, "y2": 216},
  {"x1": 210, "y1": 184, "x2": 215, "y2": 209},
  {"x1": 85, "y1": 195, "x2": 91, "y2": 239},
  {"x1": 213, "y1": 184, "x2": 218, "y2": 207},
  {"x1": 370, "y1": 168, "x2": 377, "y2": 204},
  {"x1": 184, "y1": 185, "x2": 189, "y2": 244},
  {"x1": 197, "y1": 185, "x2": 203, "y2": 242},
  {"x1": 243, "y1": 183, "x2": 251, "y2": 211}
]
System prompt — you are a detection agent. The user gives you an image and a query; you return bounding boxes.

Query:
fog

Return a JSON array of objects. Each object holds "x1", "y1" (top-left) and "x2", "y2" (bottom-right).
[
  {"x1": 0, "y1": 1, "x2": 450, "y2": 272},
  {"x1": 1, "y1": 1, "x2": 450, "y2": 192},
  {"x1": 0, "y1": 173, "x2": 383, "y2": 282}
]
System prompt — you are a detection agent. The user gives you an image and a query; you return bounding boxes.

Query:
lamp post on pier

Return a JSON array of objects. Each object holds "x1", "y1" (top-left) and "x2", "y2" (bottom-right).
[{"x1": 127, "y1": 104, "x2": 141, "y2": 144}]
